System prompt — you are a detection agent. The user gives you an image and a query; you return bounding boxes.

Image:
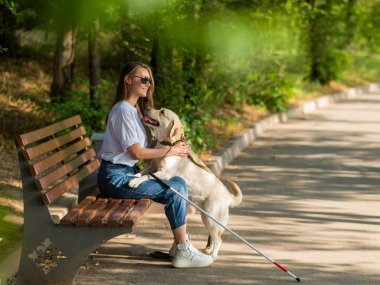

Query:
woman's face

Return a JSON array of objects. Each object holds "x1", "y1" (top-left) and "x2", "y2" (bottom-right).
[{"x1": 127, "y1": 67, "x2": 152, "y2": 98}]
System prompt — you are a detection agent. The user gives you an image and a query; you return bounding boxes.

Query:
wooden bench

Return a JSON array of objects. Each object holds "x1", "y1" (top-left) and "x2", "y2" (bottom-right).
[{"x1": 15, "y1": 115, "x2": 151, "y2": 285}]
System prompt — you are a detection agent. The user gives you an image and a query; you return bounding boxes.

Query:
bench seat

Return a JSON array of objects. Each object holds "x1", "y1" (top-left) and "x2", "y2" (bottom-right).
[{"x1": 60, "y1": 195, "x2": 150, "y2": 227}]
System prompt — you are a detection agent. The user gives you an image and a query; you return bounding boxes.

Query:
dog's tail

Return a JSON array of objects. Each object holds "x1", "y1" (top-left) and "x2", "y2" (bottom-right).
[{"x1": 227, "y1": 180, "x2": 243, "y2": 208}]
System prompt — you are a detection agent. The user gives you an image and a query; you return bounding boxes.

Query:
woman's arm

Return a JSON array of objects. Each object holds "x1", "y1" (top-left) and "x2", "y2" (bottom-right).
[{"x1": 128, "y1": 142, "x2": 190, "y2": 160}]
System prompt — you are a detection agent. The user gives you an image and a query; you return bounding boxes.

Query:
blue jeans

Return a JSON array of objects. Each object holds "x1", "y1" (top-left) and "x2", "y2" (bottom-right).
[{"x1": 97, "y1": 160, "x2": 188, "y2": 230}]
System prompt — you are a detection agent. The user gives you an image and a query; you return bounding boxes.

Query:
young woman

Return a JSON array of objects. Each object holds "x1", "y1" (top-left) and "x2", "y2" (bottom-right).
[{"x1": 97, "y1": 62, "x2": 213, "y2": 268}]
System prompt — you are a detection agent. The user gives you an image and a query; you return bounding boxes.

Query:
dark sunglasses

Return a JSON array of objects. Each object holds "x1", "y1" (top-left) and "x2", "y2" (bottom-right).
[{"x1": 132, "y1": 75, "x2": 152, "y2": 85}]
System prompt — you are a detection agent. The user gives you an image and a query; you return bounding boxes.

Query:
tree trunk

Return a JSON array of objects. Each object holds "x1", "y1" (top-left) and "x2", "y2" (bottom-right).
[
  {"x1": 88, "y1": 18, "x2": 101, "y2": 109},
  {"x1": 50, "y1": 26, "x2": 77, "y2": 103},
  {"x1": 308, "y1": 13, "x2": 320, "y2": 81},
  {"x1": 150, "y1": 34, "x2": 159, "y2": 77},
  {"x1": 0, "y1": 2, "x2": 19, "y2": 56},
  {"x1": 304, "y1": 0, "x2": 324, "y2": 82},
  {"x1": 119, "y1": 0, "x2": 129, "y2": 55}
]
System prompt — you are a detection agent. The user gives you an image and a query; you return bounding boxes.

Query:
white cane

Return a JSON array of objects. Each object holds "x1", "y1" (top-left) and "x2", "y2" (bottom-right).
[{"x1": 149, "y1": 172, "x2": 301, "y2": 282}]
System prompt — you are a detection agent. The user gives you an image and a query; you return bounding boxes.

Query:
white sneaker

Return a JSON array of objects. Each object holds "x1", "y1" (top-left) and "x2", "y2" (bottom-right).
[
  {"x1": 169, "y1": 234, "x2": 189, "y2": 257},
  {"x1": 172, "y1": 240, "x2": 213, "y2": 268}
]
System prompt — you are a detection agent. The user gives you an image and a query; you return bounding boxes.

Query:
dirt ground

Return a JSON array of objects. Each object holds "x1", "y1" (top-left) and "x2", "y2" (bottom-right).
[{"x1": 0, "y1": 149, "x2": 23, "y2": 212}]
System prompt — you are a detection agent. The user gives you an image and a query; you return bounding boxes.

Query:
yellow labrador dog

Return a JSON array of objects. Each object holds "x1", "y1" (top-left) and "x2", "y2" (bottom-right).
[{"x1": 129, "y1": 108, "x2": 243, "y2": 260}]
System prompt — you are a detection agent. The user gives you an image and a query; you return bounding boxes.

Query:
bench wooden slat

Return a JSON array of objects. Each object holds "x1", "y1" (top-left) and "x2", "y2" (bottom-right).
[
  {"x1": 17, "y1": 115, "x2": 81, "y2": 147},
  {"x1": 90, "y1": 199, "x2": 123, "y2": 226},
  {"x1": 16, "y1": 114, "x2": 152, "y2": 232},
  {"x1": 24, "y1": 126, "x2": 86, "y2": 160},
  {"x1": 106, "y1": 199, "x2": 135, "y2": 227},
  {"x1": 60, "y1": 196, "x2": 97, "y2": 225},
  {"x1": 30, "y1": 138, "x2": 92, "y2": 176},
  {"x1": 41, "y1": 159, "x2": 100, "y2": 204},
  {"x1": 122, "y1": 199, "x2": 151, "y2": 227},
  {"x1": 75, "y1": 198, "x2": 109, "y2": 226},
  {"x1": 36, "y1": 149, "x2": 96, "y2": 191}
]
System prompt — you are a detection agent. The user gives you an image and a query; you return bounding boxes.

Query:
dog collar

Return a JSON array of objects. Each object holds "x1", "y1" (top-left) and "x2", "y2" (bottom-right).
[{"x1": 160, "y1": 139, "x2": 185, "y2": 147}]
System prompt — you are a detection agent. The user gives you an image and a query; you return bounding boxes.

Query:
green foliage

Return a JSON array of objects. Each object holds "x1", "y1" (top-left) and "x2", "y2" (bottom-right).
[
  {"x1": 3, "y1": 0, "x2": 380, "y2": 153},
  {"x1": 42, "y1": 88, "x2": 108, "y2": 136},
  {"x1": 313, "y1": 48, "x2": 352, "y2": 83},
  {"x1": 359, "y1": 1, "x2": 380, "y2": 53},
  {"x1": 0, "y1": 45, "x2": 8, "y2": 53},
  {"x1": 247, "y1": 68, "x2": 295, "y2": 112},
  {"x1": 0, "y1": 206, "x2": 22, "y2": 261},
  {"x1": 0, "y1": 0, "x2": 20, "y2": 55},
  {"x1": 1, "y1": 0, "x2": 18, "y2": 13},
  {"x1": 181, "y1": 112, "x2": 216, "y2": 153},
  {"x1": 302, "y1": 0, "x2": 361, "y2": 83}
]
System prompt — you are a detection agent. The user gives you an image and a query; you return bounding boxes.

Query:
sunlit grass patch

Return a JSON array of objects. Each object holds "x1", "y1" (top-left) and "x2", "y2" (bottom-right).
[{"x1": 0, "y1": 205, "x2": 22, "y2": 261}]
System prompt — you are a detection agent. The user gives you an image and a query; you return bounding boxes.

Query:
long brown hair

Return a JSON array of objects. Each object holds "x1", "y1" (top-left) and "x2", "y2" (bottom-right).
[{"x1": 111, "y1": 62, "x2": 155, "y2": 119}]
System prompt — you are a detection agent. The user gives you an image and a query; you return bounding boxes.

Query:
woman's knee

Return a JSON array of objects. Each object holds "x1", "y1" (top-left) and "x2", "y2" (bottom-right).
[
  {"x1": 170, "y1": 176, "x2": 188, "y2": 193},
  {"x1": 170, "y1": 176, "x2": 187, "y2": 187}
]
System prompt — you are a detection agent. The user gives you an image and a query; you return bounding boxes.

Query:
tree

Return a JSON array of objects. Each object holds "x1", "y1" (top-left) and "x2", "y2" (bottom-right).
[
  {"x1": 0, "y1": 1, "x2": 19, "y2": 55},
  {"x1": 88, "y1": 17, "x2": 101, "y2": 108},
  {"x1": 50, "y1": 25, "x2": 77, "y2": 103},
  {"x1": 360, "y1": 0, "x2": 380, "y2": 53},
  {"x1": 303, "y1": 0, "x2": 358, "y2": 83},
  {"x1": 50, "y1": 0, "x2": 80, "y2": 103}
]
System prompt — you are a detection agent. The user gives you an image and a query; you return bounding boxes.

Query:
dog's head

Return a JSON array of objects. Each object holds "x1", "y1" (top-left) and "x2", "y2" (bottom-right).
[{"x1": 143, "y1": 108, "x2": 184, "y2": 144}]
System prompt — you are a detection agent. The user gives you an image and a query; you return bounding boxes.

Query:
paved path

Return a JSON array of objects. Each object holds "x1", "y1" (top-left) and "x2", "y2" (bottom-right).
[{"x1": 75, "y1": 92, "x2": 380, "y2": 285}]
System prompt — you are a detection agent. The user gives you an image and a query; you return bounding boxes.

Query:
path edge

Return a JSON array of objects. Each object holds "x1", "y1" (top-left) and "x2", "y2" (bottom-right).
[{"x1": 206, "y1": 82, "x2": 380, "y2": 176}]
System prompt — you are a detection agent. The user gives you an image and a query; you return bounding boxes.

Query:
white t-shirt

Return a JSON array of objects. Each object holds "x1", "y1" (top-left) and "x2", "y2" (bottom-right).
[{"x1": 98, "y1": 101, "x2": 148, "y2": 166}]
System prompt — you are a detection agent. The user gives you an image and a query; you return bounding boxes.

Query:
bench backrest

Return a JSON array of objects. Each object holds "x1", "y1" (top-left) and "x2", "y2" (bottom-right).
[{"x1": 16, "y1": 115, "x2": 100, "y2": 205}]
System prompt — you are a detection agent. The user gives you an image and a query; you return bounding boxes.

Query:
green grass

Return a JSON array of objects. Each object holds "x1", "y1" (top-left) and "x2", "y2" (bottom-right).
[{"x1": 0, "y1": 206, "x2": 22, "y2": 261}]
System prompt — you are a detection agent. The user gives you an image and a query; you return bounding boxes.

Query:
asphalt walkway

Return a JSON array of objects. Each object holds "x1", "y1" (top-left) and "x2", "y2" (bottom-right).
[{"x1": 75, "y1": 91, "x2": 380, "y2": 285}]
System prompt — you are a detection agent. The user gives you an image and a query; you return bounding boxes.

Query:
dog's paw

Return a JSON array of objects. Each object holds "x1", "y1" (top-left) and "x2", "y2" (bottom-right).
[
  {"x1": 128, "y1": 177, "x2": 145, "y2": 188},
  {"x1": 203, "y1": 247, "x2": 212, "y2": 255},
  {"x1": 134, "y1": 173, "x2": 142, "y2": 177},
  {"x1": 201, "y1": 248, "x2": 217, "y2": 260}
]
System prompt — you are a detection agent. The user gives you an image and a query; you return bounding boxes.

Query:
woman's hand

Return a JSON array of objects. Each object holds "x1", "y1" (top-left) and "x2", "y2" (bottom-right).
[
  {"x1": 167, "y1": 142, "x2": 190, "y2": 157},
  {"x1": 128, "y1": 142, "x2": 190, "y2": 160}
]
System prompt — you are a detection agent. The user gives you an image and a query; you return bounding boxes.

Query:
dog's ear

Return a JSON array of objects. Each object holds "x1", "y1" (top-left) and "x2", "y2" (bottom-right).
[{"x1": 169, "y1": 120, "x2": 184, "y2": 140}]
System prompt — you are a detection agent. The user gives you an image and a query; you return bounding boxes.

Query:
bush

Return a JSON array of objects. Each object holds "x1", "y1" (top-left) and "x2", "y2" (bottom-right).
[
  {"x1": 247, "y1": 69, "x2": 295, "y2": 112},
  {"x1": 41, "y1": 90, "x2": 107, "y2": 136},
  {"x1": 312, "y1": 49, "x2": 352, "y2": 84},
  {"x1": 181, "y1": 112, "x2": 216, "y2": 154}
]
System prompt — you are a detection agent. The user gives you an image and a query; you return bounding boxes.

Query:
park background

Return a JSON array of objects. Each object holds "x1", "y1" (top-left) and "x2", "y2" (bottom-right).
[{"x1": 1, "y1": 0, "x2": 380, "y2": 276}]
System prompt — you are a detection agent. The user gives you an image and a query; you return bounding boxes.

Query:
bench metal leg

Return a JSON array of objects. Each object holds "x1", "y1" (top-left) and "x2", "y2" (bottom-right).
[{"x1": 16, "y1": 226, "x2": 133, "y2": 285}]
